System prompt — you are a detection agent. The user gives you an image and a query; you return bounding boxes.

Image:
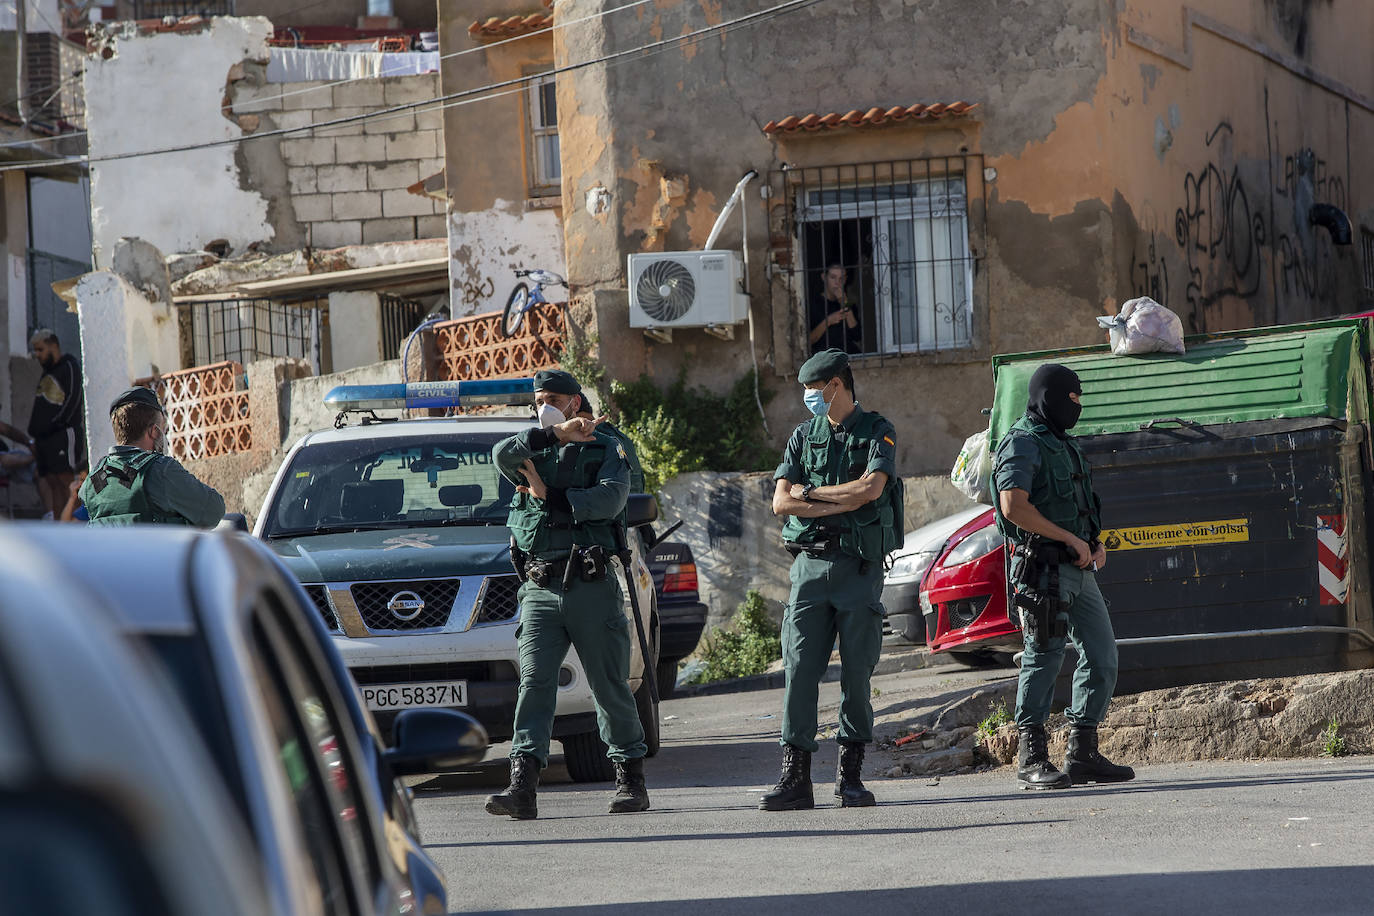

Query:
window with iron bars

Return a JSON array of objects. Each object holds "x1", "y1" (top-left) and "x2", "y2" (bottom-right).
[
  {"x1": 379, "y1": 294, "x2": 429, "y2": 361},
  {"x1": 772, "y1": 157, "x2": 985, "y2": 360},
  {"x1": 179, "y1": 298, "x2": 320, "y2": 373}
]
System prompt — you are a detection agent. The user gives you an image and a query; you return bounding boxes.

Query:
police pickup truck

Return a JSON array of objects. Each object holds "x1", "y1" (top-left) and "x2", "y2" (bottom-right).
[{"x1": 254, "y1": 379, "x2": 660, "y2": 783}]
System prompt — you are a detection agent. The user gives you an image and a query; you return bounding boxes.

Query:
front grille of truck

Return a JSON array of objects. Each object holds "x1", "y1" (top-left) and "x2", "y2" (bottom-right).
[
  {"x1": 350, "y1": 578, "x2": 460, "y2": 631},
  {"x1": 301, "y1": 585, "x2": 339, "y2": 631},
  {"x1": 348, "y1": 661, "x2": 519, "y2": 684},
  {"x1": 471, "y1": 575, "x2": 520, "y2": 626}
]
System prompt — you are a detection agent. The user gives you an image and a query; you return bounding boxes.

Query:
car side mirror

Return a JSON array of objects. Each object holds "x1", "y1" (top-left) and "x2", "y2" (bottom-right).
[
  {"x1": 217, "y1": 513, "x2": 249, "y2": 532},
  {"x1": 626, "y1": 493, "x2": 658, "y2": 527},
  {"x1": 386, "y1": 708, "x2": 489, "y2": 775}
]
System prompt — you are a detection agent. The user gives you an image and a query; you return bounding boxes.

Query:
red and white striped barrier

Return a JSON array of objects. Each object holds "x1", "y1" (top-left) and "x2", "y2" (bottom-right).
[{"x1": 1317, "y1": 514, "x2": 1348, "y2": 606}]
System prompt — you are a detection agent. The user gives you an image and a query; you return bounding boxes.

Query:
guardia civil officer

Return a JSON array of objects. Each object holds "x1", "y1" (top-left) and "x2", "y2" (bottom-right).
[
  {"x1": 81, "y1": 386, "x2": 226, "y2": 527},
  {"x1": 992, "y1": 364, "x2": 1134, "y2": 789},
  {"x1": 486, "y1": 369, "x2": 649, "y2": 818},
  {"x1": 763, "y1": 348, "x2": 898, "y2": 810}
]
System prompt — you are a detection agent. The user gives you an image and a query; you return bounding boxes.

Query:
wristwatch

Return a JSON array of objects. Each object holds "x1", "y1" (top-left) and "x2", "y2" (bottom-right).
[{"x1": 800, "y1": 484, "x2": 816, "y2": 502}]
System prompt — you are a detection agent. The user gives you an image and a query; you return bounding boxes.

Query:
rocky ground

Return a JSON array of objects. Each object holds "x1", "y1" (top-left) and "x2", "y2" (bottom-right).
[{"x1": 874, "y1": 667, "x2": 1374, "y2": 778}]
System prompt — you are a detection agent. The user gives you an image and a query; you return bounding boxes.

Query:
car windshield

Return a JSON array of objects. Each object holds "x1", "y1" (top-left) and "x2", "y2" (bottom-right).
[{"x1": 263, "y1": 431, "x2": 516, "y2": 538}]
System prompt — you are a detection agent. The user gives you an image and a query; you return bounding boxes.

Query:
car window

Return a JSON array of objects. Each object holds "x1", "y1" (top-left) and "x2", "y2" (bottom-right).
[
  {"x1": 0, "y1": 788, "x2": 174, "y2": 916},
  {"x1": 248, "y1": 616, "x2": 357, "y2": 916},
  {"x1": 251, "y1": 594, "x2": 381, "y2": 904},
  {"x1": 264, "y1": 432, "x2": 516, "y2": 536},
  {"x1": 140, "y1": 634, "x2": 250, "y2": 818}
]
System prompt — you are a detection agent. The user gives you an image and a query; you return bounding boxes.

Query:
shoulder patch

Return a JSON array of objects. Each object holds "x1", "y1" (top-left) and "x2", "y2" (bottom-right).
[
  {"x1": 616, "y1": 443, "x2": 626, "y2": 461},
  {"x1": 882, "y1": 435, "x2": 895, "y2": 446}
]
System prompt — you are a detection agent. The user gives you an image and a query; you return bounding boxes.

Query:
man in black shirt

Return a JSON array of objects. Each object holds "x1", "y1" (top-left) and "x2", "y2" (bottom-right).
[
  {"x1": 27, "y1": 329, "x2": 84, "y2": 519},
  {"x1": 807, "y1": 264, "x2": 863, "y2": 355}
]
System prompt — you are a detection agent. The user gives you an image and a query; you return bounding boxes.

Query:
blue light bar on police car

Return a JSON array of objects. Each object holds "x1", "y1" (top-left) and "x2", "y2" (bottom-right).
[{"x1": 323, "y1": 378, "x2": 535, "y2": 411}]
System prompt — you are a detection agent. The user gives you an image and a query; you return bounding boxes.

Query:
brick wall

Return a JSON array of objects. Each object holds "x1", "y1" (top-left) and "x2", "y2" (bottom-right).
[{"x1": 230, "y1": 73, "x2": 446, "y2": 249}]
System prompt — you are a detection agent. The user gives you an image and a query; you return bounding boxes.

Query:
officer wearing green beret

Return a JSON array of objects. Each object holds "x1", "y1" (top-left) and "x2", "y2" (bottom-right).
[
  {"x1": 762, "y1": 349, "x2": 899, "y2": 810},
  {"x1": 80, "y1": 386, "x2": 226, "y2": 527},
  {"x1": 486, "y1": 368, "x2": 649, "y2": 819},
  {"x1": 992, "y1": 363, "x2": 1134, "y2": 789}
]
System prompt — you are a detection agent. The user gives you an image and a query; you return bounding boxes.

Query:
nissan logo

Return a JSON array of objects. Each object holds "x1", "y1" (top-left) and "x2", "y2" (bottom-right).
[{"x1": 387, "y1": 590, "x2": 426, "y2": 621}]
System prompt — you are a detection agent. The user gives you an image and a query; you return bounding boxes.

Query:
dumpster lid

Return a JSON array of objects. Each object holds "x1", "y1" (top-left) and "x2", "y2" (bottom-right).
[{"x1": 990, "y1": 319, "x2": 1371, "y2": 445}]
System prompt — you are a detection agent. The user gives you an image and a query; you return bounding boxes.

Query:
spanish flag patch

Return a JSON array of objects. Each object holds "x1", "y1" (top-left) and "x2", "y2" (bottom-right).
[{"x1": 883, "y1": 435, "x2": 895, "y2": 446}]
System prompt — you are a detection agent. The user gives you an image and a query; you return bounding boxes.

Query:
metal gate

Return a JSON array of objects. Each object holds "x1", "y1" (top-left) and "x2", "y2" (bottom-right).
[
  {"x1": 179, "y1": 297, "x2": 321, "y2": 373},
  {"x1": 26, "y1": 249, "x2": 89, "y2": 359}
]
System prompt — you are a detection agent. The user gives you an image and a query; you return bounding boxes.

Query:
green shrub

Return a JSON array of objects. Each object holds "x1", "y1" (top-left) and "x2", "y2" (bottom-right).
[
  {"x1": 1320, "y1": 718, "x2": 1347, "y2": 758},
  {"x1": 976, "y1": 701, "x2": 1012, "y2": 742},
  {"x1": 688, "y1": 590, "x2": 782, "y2": 685}
]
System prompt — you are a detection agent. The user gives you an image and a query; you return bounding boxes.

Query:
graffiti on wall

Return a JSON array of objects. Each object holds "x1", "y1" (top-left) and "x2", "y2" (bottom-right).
[
  {"x1": 1174, "y1": 122, "x2": 1267, "y2": 315},
  {"x1": 1273, "y1": 140, "x2": 1347, "y2": 302}
]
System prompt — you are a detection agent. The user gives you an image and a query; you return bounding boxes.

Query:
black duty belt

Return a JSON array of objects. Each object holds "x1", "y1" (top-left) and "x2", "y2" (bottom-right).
[{"x1": 1013, "y1": 541, "x2": 1079, "y2": 565}]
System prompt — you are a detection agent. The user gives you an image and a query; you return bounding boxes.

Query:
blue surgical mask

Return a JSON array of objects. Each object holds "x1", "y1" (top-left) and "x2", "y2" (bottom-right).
[{"x1": 803, "y1": 385, "x2": 830, "y2": 417}]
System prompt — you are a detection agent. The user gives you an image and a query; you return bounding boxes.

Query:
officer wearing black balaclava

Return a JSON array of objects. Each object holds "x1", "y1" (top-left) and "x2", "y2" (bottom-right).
[{"x1": 990, "y1": 364, "x2": 1134, "y2": 790}]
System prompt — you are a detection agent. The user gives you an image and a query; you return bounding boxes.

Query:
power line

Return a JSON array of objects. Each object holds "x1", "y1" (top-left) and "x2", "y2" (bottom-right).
[{"x1": 0, "y1": 0, "x2": 824, "y2": 172}]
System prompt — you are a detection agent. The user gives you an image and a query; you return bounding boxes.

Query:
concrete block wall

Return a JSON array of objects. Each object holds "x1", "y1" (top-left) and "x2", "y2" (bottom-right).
[{"x1": 231, "y1": 74, "x2": 447, "y2": 249}]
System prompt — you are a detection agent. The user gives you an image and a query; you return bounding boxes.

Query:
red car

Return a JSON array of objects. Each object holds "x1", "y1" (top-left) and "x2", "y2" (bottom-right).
[{"x1": 920, "y1": 507, "x2": 1022, "y2": 666}]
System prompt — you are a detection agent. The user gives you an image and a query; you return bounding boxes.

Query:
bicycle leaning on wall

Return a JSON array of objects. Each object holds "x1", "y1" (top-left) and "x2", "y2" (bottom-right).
[{"x1": 501, "y1": 269, "x2": 568, "y2": 338}]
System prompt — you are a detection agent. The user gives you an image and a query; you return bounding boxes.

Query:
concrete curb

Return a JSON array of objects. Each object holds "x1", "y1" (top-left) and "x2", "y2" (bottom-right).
[{"x1": 675, "y1": 645, "x2": 941, "y2": 698}]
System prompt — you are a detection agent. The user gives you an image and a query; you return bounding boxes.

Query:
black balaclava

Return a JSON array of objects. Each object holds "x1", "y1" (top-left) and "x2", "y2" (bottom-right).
[{"x1": 1027, "y1": 363, "x2": 1082, "y2": 439}]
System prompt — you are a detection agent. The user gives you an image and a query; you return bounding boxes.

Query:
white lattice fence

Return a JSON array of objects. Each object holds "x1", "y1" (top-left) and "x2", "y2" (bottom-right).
[{"x1": 153, "y1": 361, "x2": 252, "y2": 461}]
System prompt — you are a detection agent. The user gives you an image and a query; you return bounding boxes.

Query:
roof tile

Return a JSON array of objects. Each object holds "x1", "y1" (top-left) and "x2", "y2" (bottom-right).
[
  {"x1": 762, "y1": 101, "x2": 978, "y2": 136},
  {"x1": 468, "y1": 12, "x2": 554, "y2": 40}
]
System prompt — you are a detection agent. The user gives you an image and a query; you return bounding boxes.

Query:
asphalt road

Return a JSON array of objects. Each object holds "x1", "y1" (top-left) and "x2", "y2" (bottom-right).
[{"x1": 414, "y1": 659, "x2": 1374, "y2": 915}]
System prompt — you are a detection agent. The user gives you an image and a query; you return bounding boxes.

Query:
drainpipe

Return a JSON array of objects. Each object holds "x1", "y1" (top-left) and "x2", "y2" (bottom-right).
[
  {"x1": 703, "y1": 169, "x2": 758, "y2": 251},
  {"x1": 15, "y1": 0, "x2": 26, "y2": 126}
]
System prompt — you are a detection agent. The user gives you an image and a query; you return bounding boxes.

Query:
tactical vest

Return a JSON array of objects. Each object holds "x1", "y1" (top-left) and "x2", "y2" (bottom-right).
[
  {"x1": 992, "y1": 415, "x2": 1101, "y2": 545},
  {"x1": 506, "y1": 436, "x2": 623, "y2": 558},
  {"x1": 85, "y1": 451, "x2": 183, "y2": 526},
  {"x1": 781, "y1": 410, "x2": 900, "y2": 563}
]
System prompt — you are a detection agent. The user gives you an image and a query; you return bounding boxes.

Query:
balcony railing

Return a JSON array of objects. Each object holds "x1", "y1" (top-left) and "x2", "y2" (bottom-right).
[{"x1": 433, "y1": 305, "x2": 565, "y2": 381}]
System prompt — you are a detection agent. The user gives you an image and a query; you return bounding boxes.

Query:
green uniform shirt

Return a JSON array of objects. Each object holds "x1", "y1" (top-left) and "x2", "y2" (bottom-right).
[
  {"x1": 991, "y1": 414, "x2": 1102, "y2": 545},
  {"x1": 81, "y1": 445, "x2": 226, "y2": 527},
  {"x1": 494, "y1": 426, "x2": 630, "y2": 558}
]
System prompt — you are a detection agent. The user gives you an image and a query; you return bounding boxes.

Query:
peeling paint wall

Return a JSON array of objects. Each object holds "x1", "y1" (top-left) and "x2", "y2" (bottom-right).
[
  {"x1": 547, "y1": 0, "x2": 1372, "y2": 476},
  {"x1": 85, "y1": 17, "x2": 277, "y2": 267},
  {"x1": 439, "y1": 1, "x2": 566, "y2": 315},
  {"x1": 86, "y1": 17, "x2": 447, "y2": 266}
]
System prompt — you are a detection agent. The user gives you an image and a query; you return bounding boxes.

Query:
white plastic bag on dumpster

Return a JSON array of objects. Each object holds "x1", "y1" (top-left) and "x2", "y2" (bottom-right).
[
  {"x1": 950, "y1": 428, "x2": 991, "y2": 502},
  {"x1": 1095, "y1": 296, "x2": 1185, "y2": 356}
]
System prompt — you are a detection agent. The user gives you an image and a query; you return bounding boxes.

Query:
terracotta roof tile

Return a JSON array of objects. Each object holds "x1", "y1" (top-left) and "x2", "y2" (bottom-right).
[
  {"x1": 468, "y1": 12, "x2": 554, "y2": 40},
  {"x1": 763, "y1": 101, "x2": 978, "y2": 136}
]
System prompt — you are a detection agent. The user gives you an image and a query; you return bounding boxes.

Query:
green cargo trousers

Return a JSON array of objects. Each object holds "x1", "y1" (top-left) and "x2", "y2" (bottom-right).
[
  {"x1": 1015, "y1": 563, "x2": 1119, "y2": 728},
  {"x1": 780, "y1": 553, "x2": 885, "y2": 753},
  {"x1": 509, "y1": 574, "x2": 646, "y2": 767}
]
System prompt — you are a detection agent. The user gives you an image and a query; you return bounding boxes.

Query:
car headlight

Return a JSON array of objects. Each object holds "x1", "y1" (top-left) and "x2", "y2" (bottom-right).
[
  {"x1": 940, "y1": 525, "x2": 1006, "y2": 568},
  {"x1": 886, "y1": 552, "x2": 935, "y2": 584}
]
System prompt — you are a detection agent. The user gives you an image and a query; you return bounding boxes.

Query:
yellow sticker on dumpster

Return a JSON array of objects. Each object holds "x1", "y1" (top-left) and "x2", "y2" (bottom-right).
[{"x1": 1101, "y1": 519, "x2": 1249, "y2": 551}]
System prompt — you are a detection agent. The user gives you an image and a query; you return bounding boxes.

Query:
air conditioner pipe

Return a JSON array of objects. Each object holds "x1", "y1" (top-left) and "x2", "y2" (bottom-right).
[{"x1": 703, "y1": 169, "x2": 758, "y2": 251}]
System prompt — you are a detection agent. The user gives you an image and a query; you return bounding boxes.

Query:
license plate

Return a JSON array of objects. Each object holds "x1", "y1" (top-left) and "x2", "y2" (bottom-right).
[{"x1": 361, "y1": 680, "x2": 468, "y2": 711}]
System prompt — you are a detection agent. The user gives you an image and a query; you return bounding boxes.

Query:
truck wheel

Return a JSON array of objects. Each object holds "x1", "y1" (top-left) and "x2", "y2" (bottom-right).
[
  {"x1": 636, "y1": 679, "x2": 661, "y2": 757},
  {"x1": 655, "y1": 657, "x2": 678, "y2": 700},
  {"x1": 561, "y1": 732, "x2": 614, "y2": 783}
]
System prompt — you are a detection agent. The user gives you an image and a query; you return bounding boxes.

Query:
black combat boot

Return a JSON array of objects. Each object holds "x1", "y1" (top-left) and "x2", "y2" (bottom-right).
[
  {"x1": 1064, "y1": 725, "x2": 1135, "y2": 785},
  {"x1": 834, "y1": 741, "x2": 877, "y2": 807},
  {"x1": 759, "y1": 744, "x2": 814, "y2": 811},
  {"x1": 1016, "y1": 725, "x2": 1072, "y2": 790},
  {"x1": 485, "y1": 754, "x2": 539, "y2": 819},
  {"x1": 608, "y1": 757, "x2": 650, "y2": 813}
]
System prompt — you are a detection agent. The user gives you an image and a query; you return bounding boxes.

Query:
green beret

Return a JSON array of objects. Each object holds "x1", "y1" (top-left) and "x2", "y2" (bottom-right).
[
  {"x1": 798, "y1": 348, "x2": 849, "y2": 384},
  {"x1": 109, "y1": 386, "x2": 163, "y2": 415},
  {"x1": 534, "y1": 369, "x2": 582, "y2": 396}
]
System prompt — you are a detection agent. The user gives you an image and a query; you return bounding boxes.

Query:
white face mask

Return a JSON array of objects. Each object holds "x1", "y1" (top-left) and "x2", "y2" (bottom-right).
[{"x1": 537, "y1": 403, "x2": 566, "y2": 428}]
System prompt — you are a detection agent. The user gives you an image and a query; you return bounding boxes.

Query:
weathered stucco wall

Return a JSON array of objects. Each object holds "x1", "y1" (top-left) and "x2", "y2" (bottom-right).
[
  {"x1": 439, "y1": 1, "x2": 566, "y2": 315},
  {"x1": 85, "y1": 17, "x2": 277, "y2": 267},
  {"x1": 550, "y1": 0, "x2": 1372, "y2": 477}
]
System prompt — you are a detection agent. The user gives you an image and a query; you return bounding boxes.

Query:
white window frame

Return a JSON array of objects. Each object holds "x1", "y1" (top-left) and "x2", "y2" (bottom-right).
[
  {"x1": 797, "y1": 176, "x2": 974, "y2": 353},
  {"x1": 526, "y1": 72, "x2": 560, "y2": 196}
]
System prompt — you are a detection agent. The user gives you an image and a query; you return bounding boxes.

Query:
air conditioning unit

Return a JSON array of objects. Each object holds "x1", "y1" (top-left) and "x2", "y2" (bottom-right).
[{"x1": 627, "y1": 250, "x2": 749, "y2": 331}]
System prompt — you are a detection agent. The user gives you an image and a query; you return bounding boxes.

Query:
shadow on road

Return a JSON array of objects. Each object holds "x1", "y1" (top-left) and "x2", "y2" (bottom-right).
[{"x1": 455, "y1": 866, "x2": 1374, "y2": 915}]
